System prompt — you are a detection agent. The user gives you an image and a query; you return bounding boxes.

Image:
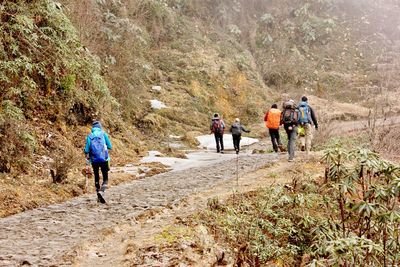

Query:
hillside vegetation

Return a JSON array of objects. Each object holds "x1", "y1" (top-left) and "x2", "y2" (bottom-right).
[
  {"x1": 0, "y1": 0, "x2": 399, "y2": 215},
  {"x1": 2, "y1": 0, "x2": 400, "y2": 174}
]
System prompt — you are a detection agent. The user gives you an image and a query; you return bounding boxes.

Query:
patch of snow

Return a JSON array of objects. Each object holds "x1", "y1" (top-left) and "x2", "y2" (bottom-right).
[
  {"x1": 168, "y1": 135, "x2": 182, "y2": 140},
  {"x1": 196, "y1": 134, "x2": 259, "y2": 150},
  {"x1": 132, "y1": 135, "x2": 259, "y2": 173},
  {"x1": 140, "y1": 153, "x2": 186, "y2": 168},
  {"x1": 150, "y1": 99, "x2": 167, "y2": 109},
  {"x1": 140, "y1": 150, "x2": 240, "y2": 172},
  {"x1": 151, "y1": 85, "x2": 162, "y2": 92},
  {"x1": 168, "y1": 142, "x2": 184, "y2": 149},
  {"x1": 148, "y1": 150, "x2": 163, "y2": 157}
]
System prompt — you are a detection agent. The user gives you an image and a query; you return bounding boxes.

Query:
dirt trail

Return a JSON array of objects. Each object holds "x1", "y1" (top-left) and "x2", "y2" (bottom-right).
[
  {"x1": 328, "y1": 115, "x2": 400, "y2": 136},
  {"x1": 1, "y1": 113, "x2": 387, "y2": 266},
  {"x1": 74, "y1": 155, "x2": 306, "y2": 267},
  {"x1": 0, "y1": 152, "x2": 279, "y2": 266}
]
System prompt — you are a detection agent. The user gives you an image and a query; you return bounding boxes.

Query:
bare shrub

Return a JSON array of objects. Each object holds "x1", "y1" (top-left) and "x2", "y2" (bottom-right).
[
  {"x1": 50, "y1": 146, "x2": 79, "y2": 184},
  {"x1": 372, "y1": 127, "x2": 400, "y2": 161}
]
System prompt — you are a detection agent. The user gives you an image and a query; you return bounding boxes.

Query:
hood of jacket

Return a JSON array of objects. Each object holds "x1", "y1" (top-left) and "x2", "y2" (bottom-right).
[
  {"x1": 91, "y1": 121, "x2": 102, "y2": 133},
  {"x1": 232, "y1": 122, "x2": 241, "y2": 128}
]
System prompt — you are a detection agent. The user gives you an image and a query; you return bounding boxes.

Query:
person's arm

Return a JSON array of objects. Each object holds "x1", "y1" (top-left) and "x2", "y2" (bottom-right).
[
  {"x1": 241, "y1": 125, "x2": 250, "y2": 133},
  {"x1": 309, "y1": 106, "x2": 318, "y2": 129},
  {"x1": 264, "y1": 111, "x2": 269, "y2": 122},
  {"x1": 104, "y1": 132, "x2": 112, "y2": 150}
]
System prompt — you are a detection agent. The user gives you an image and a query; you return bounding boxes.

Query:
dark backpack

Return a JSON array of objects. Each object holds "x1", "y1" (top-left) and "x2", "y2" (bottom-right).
[
  {"x1": 89, "y1": 131, "x2": 108, "y2": 163},
  {"x1": 212, "y1": 120, "x2": 223, "y2": 134},
  {"x1": 298, "y1": 101, "x2": 310, "y2": 124},
  {"x1": 231, "y1": 123, "x2": 241, "y2": 135},
  {"x1": 282, "y1": 102, "x2": 298, "y2": 126}
]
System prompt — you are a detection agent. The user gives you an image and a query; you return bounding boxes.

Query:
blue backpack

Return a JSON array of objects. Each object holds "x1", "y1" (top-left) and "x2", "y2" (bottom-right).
[
  {"x1": 298, "y1": 101, "x2": 310, "y2": 124},
  {"x1": 89, "y1": 131, "x2": 108, "y2": 163}
]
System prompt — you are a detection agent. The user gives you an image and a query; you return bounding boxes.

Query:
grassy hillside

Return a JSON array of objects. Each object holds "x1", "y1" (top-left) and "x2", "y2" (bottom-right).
[
  {"x1": 175, "y1": 0, "x2": 400, "y2": 101},
  {"x1": 0, "y1": 0, "x2": 399, "y2": 216},
  {"x1": 61, "y1": 0, "x2": 270, "y2": 136},
  {"x1": 0, "y1": 0, "x2": 122, "y2": 173}
]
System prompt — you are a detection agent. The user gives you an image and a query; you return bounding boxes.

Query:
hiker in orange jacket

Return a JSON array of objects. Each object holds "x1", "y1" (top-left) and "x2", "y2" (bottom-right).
[{"x1": 264, "y1": 104, "x2": 283, "y2": 153}]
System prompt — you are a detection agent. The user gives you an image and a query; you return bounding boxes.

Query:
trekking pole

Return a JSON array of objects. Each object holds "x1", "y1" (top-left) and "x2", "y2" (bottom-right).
[
  {"x1": 236, "y1": 152, "x2": 239, "y2": 189},
  {"x1": 85, "y1": 160, "x2": 90, "y2": 193}
]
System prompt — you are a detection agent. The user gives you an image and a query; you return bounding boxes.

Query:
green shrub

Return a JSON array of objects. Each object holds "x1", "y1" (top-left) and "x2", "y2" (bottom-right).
[
  {"x1": 199, "y1": 148, "x2": 400, "y2": 265},
  {"x1": 0, "y1": 0, "x2": 119, "y2": 172}
]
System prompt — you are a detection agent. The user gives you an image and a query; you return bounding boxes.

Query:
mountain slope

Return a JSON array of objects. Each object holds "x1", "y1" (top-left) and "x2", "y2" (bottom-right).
[{"x1": 1, "y1": 0, "x2": 400, "y2": 216}]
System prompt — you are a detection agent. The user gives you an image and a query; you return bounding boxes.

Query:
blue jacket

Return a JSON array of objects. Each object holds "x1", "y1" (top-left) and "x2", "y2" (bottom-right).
[
  {"x1": 297, "y1": 101, "x2": 318, "y2": 127},
  {"x1": 84, "y1": 124, "x2": 112, "y2": 161}
]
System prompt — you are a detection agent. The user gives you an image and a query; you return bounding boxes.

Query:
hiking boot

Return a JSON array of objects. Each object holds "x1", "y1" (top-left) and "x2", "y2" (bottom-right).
[
  {"x1": 236, "y1": 150, "x2": 239, "y2": 155},
  {"x1": 288, "y1": 158, "x2": 294, "y2": 162},
  {"x1": 220, "y1": 150, "x2": 224, "y2": 154},
  {"x1": 100, "y1": 184, "x2": 107, "y2": 192},
  {"x1": 97, "y1": 191, "x2": 106, "y2": 204}
]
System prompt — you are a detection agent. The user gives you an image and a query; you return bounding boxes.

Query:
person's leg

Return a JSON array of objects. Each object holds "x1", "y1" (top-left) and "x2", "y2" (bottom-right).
[
  {"x1": 237, "y1": 134, "x2": 241, "y2": 153},
  {"x1": 219, "y1": 134, "x2": 224, "y2": 152},
  {"x1": 232, "y1": 134, "x2": 237, "y2": 151},
  {"x1": 300, "y1": 136, "x2": 306, "y2": 151},
  {"x1": 285, "y1": 128, "x2": 291, "y2": 158},
  {"x1": 288, "y1": 127, "x2": 297, "y2": 160},
  {"x1": 214, "y1": 133, "x2": 220, "y2": 152},
  {"x1": 305, "y1": 123, "x2": 313, "y2": 154},
  {"x1": 269, "y1": 129, "x2": 278, "y2": 152},
  {"x1": 276, "y1": 130, "x2": 283, "y2": 148},
  {"x1": 92, "y1": 163, "x2": 100, "y2": 192},
  {"x1": 99, "y1": 161, "x2": 109, "y2": 192}
]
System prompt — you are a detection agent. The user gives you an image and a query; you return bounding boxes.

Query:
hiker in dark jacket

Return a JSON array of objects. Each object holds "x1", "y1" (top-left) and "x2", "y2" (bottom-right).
[
  {"x1": 230, "y1": 118, "x2": 250, "y2": 154},
  {"x1": 210, "y1": 113, "x2": 225, "y2": 153},
  {"x1": 297, "y1": 96, "x2": 318, "y2": 154},
  {"x1": 280, "y1": 100, "x2": 299, "y2": 162},
  {"x1": 84, "y1": 121, "x2": 112, "y2": 203}
]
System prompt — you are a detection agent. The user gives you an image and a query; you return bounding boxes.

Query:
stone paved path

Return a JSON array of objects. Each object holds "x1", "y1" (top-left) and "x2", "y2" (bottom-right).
[{"x1": 0, "y1": 153, "x2": 277, "y2": 266}]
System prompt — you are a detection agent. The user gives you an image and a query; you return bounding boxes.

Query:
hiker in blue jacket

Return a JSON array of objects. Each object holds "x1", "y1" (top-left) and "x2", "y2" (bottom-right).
[
  {"x1": 84, "y1": 121, "x2": 112, "y2": 203},
  {"x1": 297, "y1": 96, "x2": 318, "y2": 154}
]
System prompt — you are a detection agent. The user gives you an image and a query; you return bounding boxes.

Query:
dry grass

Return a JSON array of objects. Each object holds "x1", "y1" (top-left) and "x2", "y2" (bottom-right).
[
  {"x1": 372, "y1": 127, "x2": 400, "y2": 162},
  {"x1": 307, "y1": 95, "x2": 370, "y2": 122}
]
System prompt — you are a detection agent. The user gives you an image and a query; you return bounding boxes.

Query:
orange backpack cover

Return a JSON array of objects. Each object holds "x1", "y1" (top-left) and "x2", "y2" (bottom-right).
[{"x1": 265, "y1": 108, "x2": 281, "y2": 129}]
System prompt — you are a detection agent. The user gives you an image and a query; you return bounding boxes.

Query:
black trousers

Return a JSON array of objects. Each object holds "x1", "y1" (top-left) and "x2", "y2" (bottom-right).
[
  {"x1": 269, "y1": 129, "x2": 282, "y2": 152},
  {"x1": 92, "y1": 161, "x2": 109, "y2": 192},
  {"x1": 232, "y1": 134, "x2": 241, "y2": 152},
  {"x1": 214, "y1": 133, "x2": 224, "y2": 152}
]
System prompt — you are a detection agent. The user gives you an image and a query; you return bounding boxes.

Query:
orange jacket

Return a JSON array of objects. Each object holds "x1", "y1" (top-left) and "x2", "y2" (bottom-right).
[{"x1": 264, "y1": 108, "x2": 281, "y2": 129}]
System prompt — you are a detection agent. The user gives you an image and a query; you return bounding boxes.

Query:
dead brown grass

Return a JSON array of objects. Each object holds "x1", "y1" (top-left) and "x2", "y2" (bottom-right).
[{"x1": 372, "y1": 127, "x2": 400, "y2": 162}]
